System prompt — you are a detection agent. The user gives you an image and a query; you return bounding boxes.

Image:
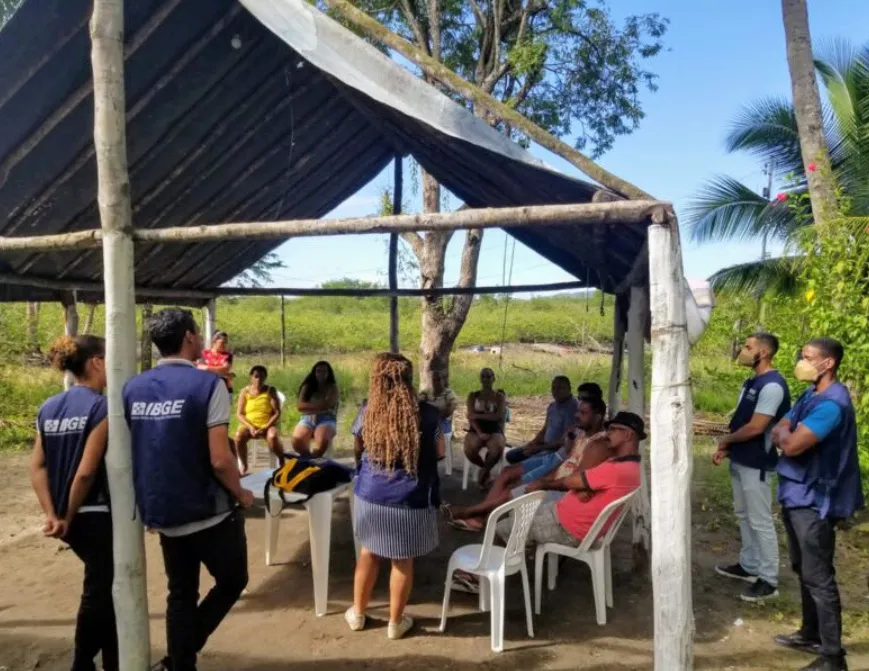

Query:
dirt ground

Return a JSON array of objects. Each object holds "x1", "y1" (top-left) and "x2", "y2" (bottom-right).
[{"x1": 2, "y1": 434, "x2": 869, "y2": 670}]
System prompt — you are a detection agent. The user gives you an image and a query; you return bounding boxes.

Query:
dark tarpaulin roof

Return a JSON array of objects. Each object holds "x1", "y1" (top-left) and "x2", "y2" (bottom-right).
[{"x1": 0, "y1": 0, "x2": 650, "y2": 305}]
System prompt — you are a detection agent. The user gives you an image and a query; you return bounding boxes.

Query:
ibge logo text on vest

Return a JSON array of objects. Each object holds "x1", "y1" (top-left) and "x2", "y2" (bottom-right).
[
  {"x1": 131, "y1": 399, "x2": 186, "y2": 420},
  {"x1": 43, "y1": 416, "x2": 89, "y2": 435}
]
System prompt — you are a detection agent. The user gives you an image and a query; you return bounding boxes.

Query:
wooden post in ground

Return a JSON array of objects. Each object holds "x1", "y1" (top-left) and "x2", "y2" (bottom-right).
[
  {"x1": 607, "y1": 294, "x2": 626, "y2": 418},
  {"x1": 648, "y1": 209, "x2": 694, "y2": 669},
  {"x1": 204, "y1": 298, "x2": 216, "y2": 344},
  {"x1": 63, "y1": 294, "x2": 79, "y2": 390},
  {"x1": 280, "y1": 295, "x2": 286, "y2": 367},
  {"x1": 140, "y1": 303, "x2": 153, "y2": 372},
  {"x1": 90, "y1": 0, "x2": 151, "y2": 666},
  {"x1": 26, "y1": 301, "x2": 40, "y2": 352},
  {"x1": 388, "y1": 156, "x2": 403, "y2": 353},
  {"x1": 627, "y1": 284, "x2": 650, "y2": 571}
]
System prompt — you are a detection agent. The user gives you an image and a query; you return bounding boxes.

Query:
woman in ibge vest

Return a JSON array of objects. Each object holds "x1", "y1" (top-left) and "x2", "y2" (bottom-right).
[
  {"x1": 771, "y1": 338, "x2": 863, "y2": 671},
  {"x1": 30, "y1": 335, "x2": 118, "y2": 671},
  {"x1": 123, "y1": 308, "x2": 253, "y2": 671},
  {"x1": 346, "y1": 353, "x2": 444, "y2": 640},
  {"x1": 712, "y1": 332, "x2": 791, "y2": 602}
]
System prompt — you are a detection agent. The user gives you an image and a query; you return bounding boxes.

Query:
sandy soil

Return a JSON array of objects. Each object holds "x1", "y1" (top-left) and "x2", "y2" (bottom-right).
[{"x1": 1, "y1": 440, "x2": 868, "y2": 670}]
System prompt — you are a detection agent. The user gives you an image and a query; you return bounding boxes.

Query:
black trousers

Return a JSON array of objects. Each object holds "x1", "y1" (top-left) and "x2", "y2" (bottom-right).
[
  {"x1": 782, "y1": 507, "x2": 844, "y2": 659},
  {"x1": 159, "y1": 511, "x2": 249, "y2": 671},
  {"x1": 64, "y1": 512, "x2": 119, "y2": 671}
]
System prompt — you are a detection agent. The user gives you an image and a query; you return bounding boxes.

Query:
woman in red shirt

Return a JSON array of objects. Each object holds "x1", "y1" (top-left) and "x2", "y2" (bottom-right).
[{"x1": 198, "y1": 330, "x2": 235, "y2": 395}]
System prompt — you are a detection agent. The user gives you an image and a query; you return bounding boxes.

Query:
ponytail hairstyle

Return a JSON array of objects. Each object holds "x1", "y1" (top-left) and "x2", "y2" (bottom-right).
[
  {"x1": 48, "y1": 335, "x2": 105, "y2": 377},
  {"x1": 364, "y1": 353, "x2": 420, "y2": 475}
]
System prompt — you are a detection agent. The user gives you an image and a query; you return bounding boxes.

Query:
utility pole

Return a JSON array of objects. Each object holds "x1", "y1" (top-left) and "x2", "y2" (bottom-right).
[{"x1": 761, "y1": 159, "x2": 776, "y2": 261}]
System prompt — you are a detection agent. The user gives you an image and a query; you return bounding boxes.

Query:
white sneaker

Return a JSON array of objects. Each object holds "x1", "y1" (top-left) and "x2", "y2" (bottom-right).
[
  {"x1": 344, "y1": 606, "x2": 366, "y2": 631},
  {"x1": 387, "y1": 614, "x2": 414, "y2": 640}
]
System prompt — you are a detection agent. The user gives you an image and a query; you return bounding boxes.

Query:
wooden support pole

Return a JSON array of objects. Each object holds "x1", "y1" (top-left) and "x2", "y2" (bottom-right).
[
  {"x1": 26, "y1": 301, "x2": 40, "y2": 353},
  {"x1": 320, "y1": 0, "x2": 652, "y2": 200},
  {"x1": 648, "y1": 208, "x2": 694, "y2": 669},
  {"x1": 280, "y1": 295, "x2": 286, "y2": 368},
  {"x1": 140, "y1": 303, "x2": 153, "y2": 372},
  {"x1": 90, "y1": 0, "x2": 151, "y2": 667},
  {"x1": 204, "y1": 298, "x2": 216, "y2": 345},
  {"x1": 607, "y1": 294, "x2": 626, "y2": 418},
  {"x1": 63, "y1": 295, "x2": 79, "y2": 390},
  {"x1": 627, "y1": 284, "x2": 651, "y2": 572},
  {"x1": 0, "y1": 201, "x2": 670, "y2": 253},
  {"x1": 389, "y1": 156, "x2": 402, "y2": 353}
]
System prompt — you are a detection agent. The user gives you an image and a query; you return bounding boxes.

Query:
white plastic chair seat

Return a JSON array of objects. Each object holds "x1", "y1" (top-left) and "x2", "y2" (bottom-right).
[
  {"x1": 439, "y1": 491, "x2": 546, "y2": 652},
  {"x1": 534, "y1": 488, "x2": 638, "y2": 625},
  {"x1": 461, "y1": 446, "x2": 508, "y2": 490}
]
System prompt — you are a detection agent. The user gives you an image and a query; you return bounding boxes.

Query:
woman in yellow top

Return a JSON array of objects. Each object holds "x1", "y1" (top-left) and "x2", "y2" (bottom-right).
[{"x1": 235, "y1": 365, "x2": 282, "y2": 474}]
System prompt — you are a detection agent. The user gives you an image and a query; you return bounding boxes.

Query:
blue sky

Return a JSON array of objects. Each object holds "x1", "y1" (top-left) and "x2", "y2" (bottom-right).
[{"x1": 263, "y1": 0, "x2": 869, "y2": 291}]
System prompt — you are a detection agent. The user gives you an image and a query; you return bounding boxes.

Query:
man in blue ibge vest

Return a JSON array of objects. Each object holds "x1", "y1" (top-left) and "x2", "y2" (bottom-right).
[
  {"x1": 713, "y1": 332, "x2": 791, "y2": 602},
  {"x1": 771, "y1": 337, "x2": 863, "y2": 671},
  {"x1": 124, "y1": 308, "x2": 254, "y2": 671}
]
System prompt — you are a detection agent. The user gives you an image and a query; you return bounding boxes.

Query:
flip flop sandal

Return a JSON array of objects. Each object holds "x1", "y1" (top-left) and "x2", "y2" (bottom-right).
[
  {"x1": 448, "y1": 518, "x2": 480, "y2": 532},
  {"x1": 451, "y1": 572, "x2": 481, "y2": 594}
]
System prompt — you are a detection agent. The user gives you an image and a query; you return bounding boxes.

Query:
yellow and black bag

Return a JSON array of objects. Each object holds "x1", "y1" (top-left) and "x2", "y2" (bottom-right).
[{"x1": 264, "y1": 457, "x2": 352, "y2": 510}]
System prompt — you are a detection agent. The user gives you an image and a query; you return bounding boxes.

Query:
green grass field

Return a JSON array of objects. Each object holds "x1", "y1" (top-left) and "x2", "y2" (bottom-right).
[{"x1": 0, "y1": 292, "x2": 745, "y2": 452}]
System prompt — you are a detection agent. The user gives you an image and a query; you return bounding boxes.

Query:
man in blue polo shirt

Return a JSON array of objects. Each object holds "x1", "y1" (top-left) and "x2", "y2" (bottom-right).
[
  {"x1": 713, "y1": 332, "x2": 790, "y2": 602},
  {"x1": 124, "y1": 308, "x2": 253, "y2": 671},
  {"x1": 771, "y1": 337, "x2": 862, "y2": 671}
]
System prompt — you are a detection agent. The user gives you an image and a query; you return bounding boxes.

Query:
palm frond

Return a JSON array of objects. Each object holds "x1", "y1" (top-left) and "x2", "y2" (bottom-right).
[
  {"x1": 708, "y1": 256, "x2": 802, "y2": 297},
  {"x1": 724, "y1": 98, "x2": 803, "y2": 176},
  {"x1": 685, "y1": 176, "x2": 802, "y2": 243}
]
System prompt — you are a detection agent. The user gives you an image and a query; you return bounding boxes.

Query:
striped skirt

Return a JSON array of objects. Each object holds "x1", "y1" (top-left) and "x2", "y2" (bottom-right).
[{"x1": 353, "y1": 495, "x2": 439, "y2": 559}]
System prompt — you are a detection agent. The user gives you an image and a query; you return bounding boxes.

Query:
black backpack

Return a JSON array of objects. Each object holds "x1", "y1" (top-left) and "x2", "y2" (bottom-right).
[{"x1": 264, "y1": 457, "x2": 352, "y2": 510}]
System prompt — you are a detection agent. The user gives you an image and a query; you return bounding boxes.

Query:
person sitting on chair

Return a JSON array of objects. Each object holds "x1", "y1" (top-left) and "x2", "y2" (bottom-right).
[
  {"x1": 463, "y1": 368, "x2": 507, "y2": 487},
  {"x1": 419, "y1": 370, "x2": 458, "y2": 441},
  {"x1": 504, "y1": 375, "x2": 581, "y2": 466},
  {"x1": 446, "y1": 395, "x2": 606, "y2": 531},
  {"x1": 198, "y1": 330, "x2": 235, "y2": 395},
  {"x1": 291, "y1": 360, "x2": 340, "y2": 458},
  {"x1": 235, "y1": 365, "x2": 282, "y2": 473},
  {"x1": 496, "y1": 411, "x2": 644, "y2": 547}
]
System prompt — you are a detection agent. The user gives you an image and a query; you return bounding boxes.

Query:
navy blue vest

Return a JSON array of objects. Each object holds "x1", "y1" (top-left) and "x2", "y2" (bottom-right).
[
  {"x1": 355, "y1": 402, "x2": 442, "y2": 509},
  {"x1": 37, "y1": 386, "x2": 109, "y2": 518},
  {"x1": 123, "y1": 362, "x2": 232, "y2": 528},
  {"x1": 777, "y1": 381, "x2": 864, "y2": 519},
  {"x1": 729, "y1": 370, "x2": 791, "y2": 471}
]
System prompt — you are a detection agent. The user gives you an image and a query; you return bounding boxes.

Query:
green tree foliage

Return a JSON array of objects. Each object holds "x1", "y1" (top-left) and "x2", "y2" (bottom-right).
[
  {"x1": 338, "y1": 0, "x2": 668, "y2": 157},
  {"x1": 229, "y1": 252, "x2": 287, "y2": 288},
  {"x1": 0, "y1": 0, "x2": 22, "y2": 28},
  {"x1": 687, "y1": 41, "x2": 869, "y2": 296}
]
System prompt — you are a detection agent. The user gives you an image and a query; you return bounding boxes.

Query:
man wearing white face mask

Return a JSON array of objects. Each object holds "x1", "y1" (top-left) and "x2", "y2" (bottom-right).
[
  {"x1": 771, "y1": 338, "x2": 863, "y2": 671},
  {"x1": 713, "y1": 333, "x2": 791, "y2": 603}
]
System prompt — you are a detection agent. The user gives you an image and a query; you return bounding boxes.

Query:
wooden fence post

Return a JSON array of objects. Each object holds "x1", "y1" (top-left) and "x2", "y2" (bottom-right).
[
  {"x1": 204, "y1": 298, "x2": 216, "y2": 344},
  {"x1": 63, "y1": 294, "x2": 79, "y2": 390},
  {"x1": 648, "y1": 210, "x2": 694, "y2": 669},
  {"x1": 607, "y1": 294, "x2": 626, "y2": 417},
  {"x1": 280, "y1": 295, "x2": 286, "y2": 367},
  {"x1": 388, "y1": 156, "x2": 402, "y2": 353},
  {"x1": 140, "y1": 303, "x2": 153, "y2": 372},
  {"x1": 90, "y1": 0, "x2": 151, "y2": 666}
]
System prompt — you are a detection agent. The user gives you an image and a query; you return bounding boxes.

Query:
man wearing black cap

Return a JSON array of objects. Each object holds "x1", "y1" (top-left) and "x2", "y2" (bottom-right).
[{"x1": 496, "y1": 411, "x2": 644, "y2": 547}]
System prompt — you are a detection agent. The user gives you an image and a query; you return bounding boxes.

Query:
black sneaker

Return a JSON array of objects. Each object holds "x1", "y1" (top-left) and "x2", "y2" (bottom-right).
[
  {"x1": 799, "y1": 655, "x2": 848, "y2": 671},
  {"x1": 715, "y1": 563, "x2": 758, "y2": 583},
  {"x1": 741, "y1": 578, "x2": 779, "y2": 602},
  {"x1": 774, "y1": 631, "x2": 822, "y2": 654}
]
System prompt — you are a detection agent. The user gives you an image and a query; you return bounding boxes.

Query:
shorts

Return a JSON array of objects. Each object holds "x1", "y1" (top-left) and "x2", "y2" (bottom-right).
[
  {"x1": 298, "y1": 414, "x2": 337, "y2": 431},
  {"x1": 495, "y1": 500, "x2": 579, "y2": 547},
  {"x1": 510, "y1": 486, "x2": 565, "y2": 505},
  {"x1": 441, "y1": 418, "x2": 453, "y2": 435},
  {"x1": 519, "y1": 451, "x2": 564, "y2": 484}
]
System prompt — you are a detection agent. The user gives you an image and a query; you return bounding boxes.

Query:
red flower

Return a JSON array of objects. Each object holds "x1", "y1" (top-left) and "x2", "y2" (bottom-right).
[
  {"x1": 807, "y1": 163, "x2": 818, "y2": 173},
  {"x1": 776, "y1": 193, "x2": 788, "y2": 202}
]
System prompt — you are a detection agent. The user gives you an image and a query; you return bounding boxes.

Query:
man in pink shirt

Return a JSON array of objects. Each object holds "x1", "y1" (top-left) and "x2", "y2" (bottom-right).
[{"x1": 496, "y1": 411, "x2": 644, "y2": 547}]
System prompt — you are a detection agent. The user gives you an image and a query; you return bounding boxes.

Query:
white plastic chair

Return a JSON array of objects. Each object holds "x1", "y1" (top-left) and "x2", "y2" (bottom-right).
[
  {"x1": 248, "y1": 390, "x2": 287, "y2": 470},
  {"x1": 533, "y1": 488, "x2": 638, "y2": 625},
  {"x1": 462, "y1": 446, "x2": 508, "y2": 490},
  {"x1": 442, "y1": 432, "x2": 453, "y2": 476},
  {"x1": 439, "y1": 491, "x2": 546, "y2": 652}
]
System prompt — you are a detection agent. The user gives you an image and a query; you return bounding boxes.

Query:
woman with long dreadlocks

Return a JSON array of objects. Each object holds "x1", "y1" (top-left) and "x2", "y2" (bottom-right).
[{"x1": 346, "y1": 353, "x2": 444, "y2": 639}]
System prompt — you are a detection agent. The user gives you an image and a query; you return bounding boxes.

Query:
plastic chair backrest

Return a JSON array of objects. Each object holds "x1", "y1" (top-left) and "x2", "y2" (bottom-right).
[
  {"x1": 476, "y1": 491, "x2": 546, "y2": 570},
  {"x1": 575, "y1": 488, "x2": 638, "y2": 554},
  {"x1": 276, "y1": 390, "x2": 287, "y2": 428}
]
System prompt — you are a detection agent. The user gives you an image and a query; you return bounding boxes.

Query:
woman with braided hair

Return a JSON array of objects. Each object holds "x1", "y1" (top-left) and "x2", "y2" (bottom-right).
[{"x1": 346, "y1": 353, "x2": 445, "y2": 639}]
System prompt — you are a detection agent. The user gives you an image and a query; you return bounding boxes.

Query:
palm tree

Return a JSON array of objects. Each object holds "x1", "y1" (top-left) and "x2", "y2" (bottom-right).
[{"x1": 687, "y1": 41, "x2": 869, "y2": 295}]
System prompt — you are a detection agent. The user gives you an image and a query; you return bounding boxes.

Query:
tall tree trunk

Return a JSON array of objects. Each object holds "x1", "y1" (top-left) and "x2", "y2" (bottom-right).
[
  {"x1": 82, "y1": 303, "x2": 97, "y2": 333},
  {"x1": 25, "y1": 301, "x2": 40, "y2": 352},
  {"x1": 781, "y1": 0, "x2": 837, "y2": 223}
]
